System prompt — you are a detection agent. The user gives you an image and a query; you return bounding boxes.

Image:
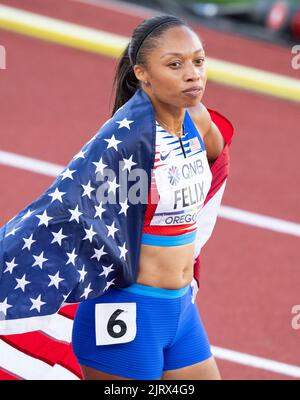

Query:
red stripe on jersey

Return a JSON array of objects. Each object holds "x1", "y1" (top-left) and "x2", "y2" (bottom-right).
[{"x1": 143, "y1": 223, "x2": 196, "y2": 236}]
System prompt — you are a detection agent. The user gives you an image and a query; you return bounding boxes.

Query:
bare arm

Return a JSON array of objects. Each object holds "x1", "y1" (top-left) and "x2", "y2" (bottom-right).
[{"x1": 188, "y1": 103, "x2": 225, "y2": 165}]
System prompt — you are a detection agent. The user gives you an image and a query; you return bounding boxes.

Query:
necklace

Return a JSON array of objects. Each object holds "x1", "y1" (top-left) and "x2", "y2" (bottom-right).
[{"x1": 156, "y1": 117, "x2": 184, "y2": 138}]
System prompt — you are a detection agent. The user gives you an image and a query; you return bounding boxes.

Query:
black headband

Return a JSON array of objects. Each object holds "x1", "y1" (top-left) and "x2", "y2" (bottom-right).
[{"x1": 128, "y1": 16, "x2": 182, "y2": 66}]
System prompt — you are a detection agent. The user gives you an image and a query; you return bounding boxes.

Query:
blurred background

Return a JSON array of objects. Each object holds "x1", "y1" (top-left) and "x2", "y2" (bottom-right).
[
  {"x1": 123, "y1": 0, "x2": 300, "y2": 44},
  {"x1": 0, "y1": 0, "x2": 299, "y2": 381}
]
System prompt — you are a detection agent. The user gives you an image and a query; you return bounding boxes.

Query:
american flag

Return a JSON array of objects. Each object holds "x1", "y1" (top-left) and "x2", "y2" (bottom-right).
[
  {"x1": 0, "y1": 89, "x2": 234, "y2": 379},
  {"x1": 189, "y1": 136, "x2": 202, "y2": 152}
]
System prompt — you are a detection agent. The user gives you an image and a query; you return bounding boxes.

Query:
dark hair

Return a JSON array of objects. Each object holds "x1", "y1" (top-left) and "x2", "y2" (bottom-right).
[{"x1": 110, "y1": 15, "x2": 188, "y2": 116}]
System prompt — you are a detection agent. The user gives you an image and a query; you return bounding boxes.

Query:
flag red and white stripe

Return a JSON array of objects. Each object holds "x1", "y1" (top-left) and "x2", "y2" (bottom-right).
[
  {"x1": 0, "y1": 108, "x2": 233, "y2": 380},
  {"x1": 0, "y1": 304, "x2": 82, "y2": 379}
]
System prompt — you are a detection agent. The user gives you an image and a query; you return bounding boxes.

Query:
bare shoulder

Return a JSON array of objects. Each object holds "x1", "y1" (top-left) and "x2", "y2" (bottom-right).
[
  {"x1": 187, "y1": 102, "x2": 225, "y2": 163},
  {"x1": 187, "y1": 102, "x2": 211, "y2": 138}
]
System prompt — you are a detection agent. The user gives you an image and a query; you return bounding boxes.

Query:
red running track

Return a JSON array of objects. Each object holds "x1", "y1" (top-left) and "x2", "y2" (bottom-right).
[{"x1": 0, "y1": 0, "x2": 299, "y2": 380}]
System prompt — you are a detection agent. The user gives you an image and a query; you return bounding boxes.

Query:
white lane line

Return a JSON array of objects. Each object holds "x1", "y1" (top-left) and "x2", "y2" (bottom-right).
[
  {"x1": 0, "y1": 149, "x2": 299, "y2": 236},
  {"x1": 219, "y1": 205, "x2": 300, "y2": 237},
  {"x1": 212, "y1": 346, "x2": 300, "y2": 378},
  {"x1": 2, "y1": 313, "x2": 300, "y2": 379},
  {"x1": 40, "y1": 314, "x2": 300, "y2": 378},
  {"x1": 39, "y1": 315, "x2": 300, "y2": 378},
  {"x1": 0, "y1": 150, "x2": 63, "y2": 177}
]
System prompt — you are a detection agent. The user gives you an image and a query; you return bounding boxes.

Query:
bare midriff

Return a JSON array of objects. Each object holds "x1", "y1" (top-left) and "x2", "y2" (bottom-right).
[{"x1": 136, "y1": 242, "x2": 195, "y2": 289}]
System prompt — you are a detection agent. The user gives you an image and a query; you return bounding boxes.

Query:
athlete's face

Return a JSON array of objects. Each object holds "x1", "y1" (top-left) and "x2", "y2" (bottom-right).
[{"x1": 134, "y1": 26, "x2": 207, "y2": 109}]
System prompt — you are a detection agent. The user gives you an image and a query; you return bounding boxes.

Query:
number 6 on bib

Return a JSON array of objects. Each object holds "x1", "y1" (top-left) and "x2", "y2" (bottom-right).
[{"x1": 95, "y1": 303, "x2": 137, "y2": 345}]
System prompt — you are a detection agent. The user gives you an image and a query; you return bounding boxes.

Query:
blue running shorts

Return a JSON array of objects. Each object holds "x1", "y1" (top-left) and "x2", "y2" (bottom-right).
[{"x1": 72, "y1": 282, "x2": 213, "y2": 380}]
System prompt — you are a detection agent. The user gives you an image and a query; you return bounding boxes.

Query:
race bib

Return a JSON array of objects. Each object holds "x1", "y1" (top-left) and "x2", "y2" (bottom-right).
[
  {"x1": 95, "y1": 303, "x2": 137, "y2": 345},
  {"x1": 153, "y1": 150, "x2": 212, "y2": 226}
]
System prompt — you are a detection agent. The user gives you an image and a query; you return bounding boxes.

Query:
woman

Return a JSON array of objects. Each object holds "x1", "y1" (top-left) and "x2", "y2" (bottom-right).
[{"x1": 71, "y1": 15, "x2": 233, "y2": 380}]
